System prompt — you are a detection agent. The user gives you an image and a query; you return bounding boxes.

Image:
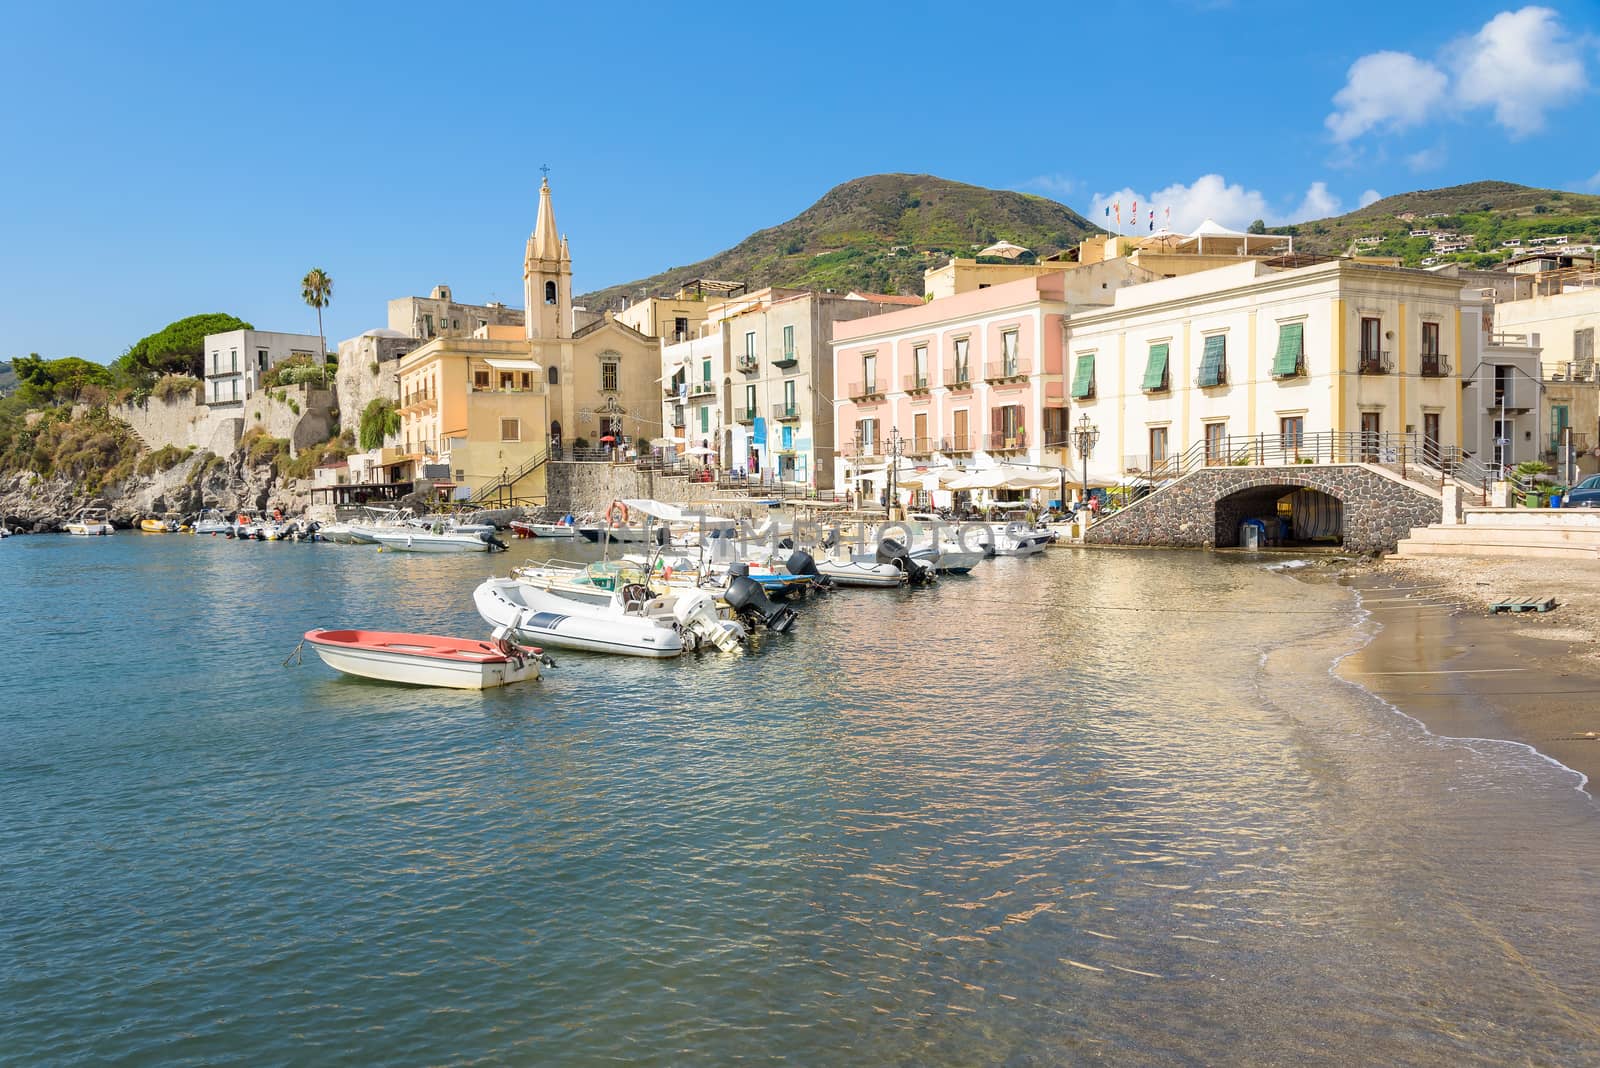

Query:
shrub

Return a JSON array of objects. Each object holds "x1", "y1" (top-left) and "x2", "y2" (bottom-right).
[
  {"x1": 358, "y1": 397, "x2": 401, "y2": 451},
  {"x1": 287, "y1": 399, "x2": 300, "y2": 415},
  {"x1": 260, "y1": 354, "x2": 329, "y2": 389},
  {"x1": 151, "y1": 374, "x2": 202, "y2": 402},
  {"x1": 135, "y1": 444, "x2": 190, "y2": 476},
  {"x1": 241, "y1": 427, "x2": 289, "y2": 468}
]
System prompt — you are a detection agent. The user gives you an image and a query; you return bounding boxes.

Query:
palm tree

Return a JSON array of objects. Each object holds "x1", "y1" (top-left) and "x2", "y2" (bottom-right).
[{"x1": 301, "y1": 267, "x2": 333, "y2": 371}]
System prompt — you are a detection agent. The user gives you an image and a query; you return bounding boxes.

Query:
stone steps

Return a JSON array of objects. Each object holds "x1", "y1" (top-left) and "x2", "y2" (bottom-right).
[{"x1": 1395, "y1": 521, "x2": 1600, "y2": 560}]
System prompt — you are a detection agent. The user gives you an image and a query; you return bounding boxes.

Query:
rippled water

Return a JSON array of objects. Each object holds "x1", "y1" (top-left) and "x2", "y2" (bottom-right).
[{"x1": 2, "y1": 534, "x2": 1598, "y2": 1065}]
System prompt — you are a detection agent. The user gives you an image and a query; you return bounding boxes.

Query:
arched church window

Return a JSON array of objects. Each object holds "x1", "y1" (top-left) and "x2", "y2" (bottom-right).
[
  {"x1": 545, "y1": 281, "x2": 557, "y2": 305},
  {"x1": 547, "y1": 365, "x2": 559, "y2": 385}
]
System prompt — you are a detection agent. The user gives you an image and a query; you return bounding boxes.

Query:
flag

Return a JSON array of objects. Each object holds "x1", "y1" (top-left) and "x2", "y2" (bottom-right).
[
  {"x1": 1165, "y1": 206, "x2": 1171, "y2": 227},
  {"x1": 1104, "y1": 205, "x2": 1110, "y2": 218},
  {"x1": 1114, "y1": 201, "x2": 1121, "y2": 225},
  {"x1": 1131, "y1": 200, "x2": 1138, "y2": 224}
]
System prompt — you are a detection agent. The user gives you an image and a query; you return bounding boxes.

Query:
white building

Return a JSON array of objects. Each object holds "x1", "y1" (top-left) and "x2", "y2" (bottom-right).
[
  {"x1": 661, "y1": 331, "x2": 725, "y2": 458},
  {"x1": 203, "y1": 329, "x2": 325, "y2": 406}
]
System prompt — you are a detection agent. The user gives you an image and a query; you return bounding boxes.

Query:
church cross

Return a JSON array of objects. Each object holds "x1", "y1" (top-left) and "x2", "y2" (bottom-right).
[{"x1": 540, "y1": 163, "x2": 550, "y2": 179}]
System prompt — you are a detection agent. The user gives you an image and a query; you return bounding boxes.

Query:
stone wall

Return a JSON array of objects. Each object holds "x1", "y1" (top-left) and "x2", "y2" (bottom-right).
[
  {"x1": 545, "y1": 461, "x2": 717, "y2": 515},
  {"x1": 1084, "y1": 463, "x2": 1443, "y2": 554},
  {"x1": 335, "y1": 333, "x2": 413, "y2": 431},
  {"x1": 242, "y1": 385, "x2": 338, "y2": 456},
  {"x1": 114, "y1": 392, "x2": 242, "y2": 455}
]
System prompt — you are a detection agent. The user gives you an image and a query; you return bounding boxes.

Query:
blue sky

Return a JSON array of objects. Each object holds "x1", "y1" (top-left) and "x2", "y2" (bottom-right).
[{"x1": 2, "y1": 0, "x2": 1595, "y2": 363}]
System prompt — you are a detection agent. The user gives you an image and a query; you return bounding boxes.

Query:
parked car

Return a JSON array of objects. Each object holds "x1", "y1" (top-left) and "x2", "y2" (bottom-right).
[{"x1": 1564, "y1": 474, "x2": 1600, "y2": 508}]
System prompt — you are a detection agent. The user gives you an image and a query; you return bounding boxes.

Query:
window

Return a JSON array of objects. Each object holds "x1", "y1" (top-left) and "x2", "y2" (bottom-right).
[
  {"x1": 451, "y1": 319, "x2": 459, "y2": 330},
  {"x1": 1198, "y1": 334, "x2": 1227, "y2": 387},
  {"x1": 1359, "y1": 316, "x2": 1384, "y2": 372},
  {"x1": 1149, "y1": 426, "x2": 1168, "y2": 464},
  {"x1": 474, "y1": 370, "x2": 490, "y2": 389},
  {"x1": 210, "y1": 351, "x2": 219, "y2": 375},
  {"x1": 913, "y1": 411, "x2": 927, "y2": 450},
  {"x1": 781, "y1": 425, "x2": 793, "y2": 450},
  {"x1": 547, "y1": 365, "x2": 559, "y2": 385},
  {"x1": 745, "y1": 331, "x2": 757, "y2": 360},
  {"x1": 257, "y1": 349, "x2": 268, "y2": 370},
  {"x1": 1270, "y1": 323, "x2": 1304, "y2": 377},
  {"x1": 1044, "y1": 407, "x2": 1067, "y2": 447},
  {"x1": 952, "y1": 409, "x2": 969, "y2": 448},
  {"x1": 1071, "y1": 353, "x2": 1095, "y2": 399},
  {"x1": 913, "y1": 344, "x2": 928, "y2": 387},
  {"x1": 1279, "y1": 416, "x2": 1305, "y2": 452},
  {"x1": 230, "y1": 378, "x2": 238, "y2": 401},
  {"x1": 953, "y1": 337, "x2": 970, "y2": 382},
  {"x1": 782, "y1": 324, "x2": 795, "y2": 360},
  {"x1": 1421, "y1": 321, "x2": 1440, "y2": 355},
  {"x1": 674, "y1": 317, "x2": 689, "y2": 341},
  {"x1": 862, "y1": 353, "x2": 877, "y2": 392},
  {"x1": 230, "y1": 348, "x2": 238, "y2": 372},
  {"x1": 702, "y1": 358, "x2": 712, "y2": 383},
  {"x1": 783, "y1": 379, "x2": 796, "y2": 413},
  {"x1": 500, "y1": 372, "x2": 514, "y2": 390},
  {"x1": 424, "y1": 314, "x2": 435, "y2": 337},
  {"x1": 991, "y1": 404, "x2": 1024, "y2": 446},
  {"x1": 1424, "y1": 412, "x2": 1441, "y2": 454},
  {"x1": 521, "y1": 372, "x2": 532, "y2": 389},
  {"x1": 1002, "y1": 330, "x2": 1018, "y2": 374},
  {"x1": 500, "y1": 418, "x2": 521, "y2": 442},
  {"x1": 700, "y1": 406, "x2": 709, "y2": 432},
  {"x1": 1576, "y1": 327, "x2": 1594, "y2": 373},
  {"x1": 602, "y1": 361, "x2": 619, "y2": 392},
  {"x1": 857, "y1": 418, "x2": 878, "y2": 453},
  {"x1": 1204, "y1": 422, "x2": 1227, "y2": 463},
  {"x1": 544, "y1": 281, "x2": 557, "y2": 305}
]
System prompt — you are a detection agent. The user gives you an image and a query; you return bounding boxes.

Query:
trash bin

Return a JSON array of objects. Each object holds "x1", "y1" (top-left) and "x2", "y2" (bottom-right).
[
  {"x1": 1240, "y1": 520, "x2": 1262, "y2": 550},
  {"x1": 1550, "y1": 494, "x2": 1563, "y2": 508},
  {"x1": 1523, "y1": 491, "x2": 1541, "y2": 508}
]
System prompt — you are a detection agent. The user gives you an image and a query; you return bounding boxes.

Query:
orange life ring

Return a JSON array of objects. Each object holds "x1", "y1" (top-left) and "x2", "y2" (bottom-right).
[{"x1": 606, "y1": 501, "x2": 629, "y2": 527}]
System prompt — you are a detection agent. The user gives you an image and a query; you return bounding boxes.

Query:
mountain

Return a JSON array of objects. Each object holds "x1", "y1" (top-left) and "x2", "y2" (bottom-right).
[
  {"x1": 578, "y1": 174, "x2": 1102, "y2": 311},
  {"x1": 1270, "y1": 181, "x2": 1600, "y2": 268}
]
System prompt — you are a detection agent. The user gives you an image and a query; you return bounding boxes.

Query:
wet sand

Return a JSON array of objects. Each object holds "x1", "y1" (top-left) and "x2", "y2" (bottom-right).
[{"x1": 1335, "y1": 556, "x2": 1600, "y2": 792}]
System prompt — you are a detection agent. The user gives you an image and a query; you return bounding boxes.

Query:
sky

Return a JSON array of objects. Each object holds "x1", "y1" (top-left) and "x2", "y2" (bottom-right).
[{"x1": 1, "y1": 0, "x2": 1596, "y2": 363}]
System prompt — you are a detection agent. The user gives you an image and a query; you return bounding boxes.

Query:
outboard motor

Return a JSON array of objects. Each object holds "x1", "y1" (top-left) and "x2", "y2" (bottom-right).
[
  {"x1": 877, "y1": 538, "x2": 933, "y2": 585},
  {"x1": 724, "y1": 575, "x2": 798, "y2": 633},
  {"x1": 480, "y1": 530, "x2": 509, "y2": 552},
  {"x1": 781, "y1": 549, "x2": 833, "y2": 591}
]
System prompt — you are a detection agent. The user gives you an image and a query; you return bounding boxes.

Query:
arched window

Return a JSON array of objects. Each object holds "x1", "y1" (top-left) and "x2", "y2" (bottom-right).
[
  {"x1": 544, "y1": 281, "x2": 557, "y2": 305},
  {"x1": 547, "y1": 365, "x2": 559, "y2": 385}
]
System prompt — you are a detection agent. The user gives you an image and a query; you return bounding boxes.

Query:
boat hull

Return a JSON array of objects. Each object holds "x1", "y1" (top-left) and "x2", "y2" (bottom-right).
[
  {"x1": 65, "y1": 523, "x2": 115, "y2": 536},
  {"x1": 816, "y1": 559, "x2": 906, "y2": 588},
  {"x1": 474, "y1": 577, "x2": 684, "y2": 657},
  {"x1": 372, "y1": 531, "x2": 493, "y2": 553},
  {"x1": 304, "y1": 629, "x2": 541, "y2": 689}
]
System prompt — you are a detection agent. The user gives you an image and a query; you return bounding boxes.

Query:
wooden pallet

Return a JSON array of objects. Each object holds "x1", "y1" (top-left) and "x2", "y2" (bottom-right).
[{"x1": 1490, "y1": 597, "x2": 1557, "y2": 614}]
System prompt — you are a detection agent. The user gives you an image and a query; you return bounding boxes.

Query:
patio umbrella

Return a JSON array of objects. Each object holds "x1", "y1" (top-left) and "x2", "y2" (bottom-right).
[
  {"x1": 902, "y1": 468, "x2": 963, "y2": 491},
  {"x1": 685, "y1": 446, "x2": 716, "y2": 457},
  {"x1": 947, "y1": 464, "x2": 1054, "y2": 491},
  {"x1": 600, "y1": 435, "x2": 617, "y2": 443}
]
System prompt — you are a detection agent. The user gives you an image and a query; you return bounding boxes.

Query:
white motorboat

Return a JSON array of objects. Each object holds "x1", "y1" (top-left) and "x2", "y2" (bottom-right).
[
  {"x1": 64, "y1": 509, "x2": 115, "y2": 536},
  {"x1": 302, "y1": 627, "x2": 548, "y2": 689},
  {"x1": 980, "y1": 528, "x2": 1052, "y2": 556},
  {"x1": 372, "y1": 526, "x2": 505, "y2": 553},
  {"x1": 317, "y1": 521, "x2": 371, "y2": 544},
  {"x1": 511, "y1": 518, "x2": 579, "y2": 538},
  {"x1": 912, "y1": 543, "x2": 985, "y2": 574},
  {"x1": 190, "y1": 509, "x2": 232, "y2": 535},
  {"x1": 405, "y1": 515, "x2": 495, "y2": 537},
  {"x1": 474, "y1": 573, "x2": 744, "y2": 657}
]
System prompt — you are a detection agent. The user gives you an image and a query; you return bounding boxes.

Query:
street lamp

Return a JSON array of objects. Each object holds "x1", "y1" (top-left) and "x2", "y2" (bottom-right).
[
  {"x1": 1073, "y1": 413, "x2": 1099, "y2": 512},
  {"x1": 886, "y1": 426, "x2": 903, "y2": 518}
]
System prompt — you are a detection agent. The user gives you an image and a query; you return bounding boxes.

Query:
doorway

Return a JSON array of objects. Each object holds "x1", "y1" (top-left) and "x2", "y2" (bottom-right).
[{"x1": 1360, "y1": 412, "x2": 1381, "y2": 461}]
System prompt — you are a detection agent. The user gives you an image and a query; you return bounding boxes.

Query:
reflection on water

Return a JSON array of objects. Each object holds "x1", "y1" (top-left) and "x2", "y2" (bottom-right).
[{"x1": 1, "y1": 536, "x2": 1598, "y2": 1065}]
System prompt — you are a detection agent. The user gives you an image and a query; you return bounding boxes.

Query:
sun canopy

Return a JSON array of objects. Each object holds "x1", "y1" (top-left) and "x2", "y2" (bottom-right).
[
  {"x1": 901, "y1": 467, "x2": 967, "y2": 491},
  {"x1": 483, "y1": 358, "x2": 543, "y2": 372},
  {"x1": 947, "y1": 464, "x2": 1061, "y2": 491}
]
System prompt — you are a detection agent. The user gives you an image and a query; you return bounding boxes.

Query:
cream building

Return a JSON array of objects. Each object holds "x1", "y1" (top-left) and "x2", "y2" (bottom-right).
[
  {"x1": 388, "y1": 284, "x2": 523, "y2": 340},
  {"x1": 1063, "y1": 259, "x2": 1499, "y2": 481},
  {"x1": 1489, "y1": 270, "x2": 1600, "y2": 473}
]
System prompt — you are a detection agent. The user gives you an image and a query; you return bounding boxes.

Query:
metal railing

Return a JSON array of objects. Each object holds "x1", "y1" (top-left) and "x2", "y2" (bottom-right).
[
  {"x1": 946, "y1": 368, "x2": 973, "y2": 390},
  {"x1": 733, "y1": 406, "x2": 756, "y2": 423},
  {"x1": 984, "y1": 359, "x2": 1031, "y2": 382},
  {"x1": 470, "y1": 450, "x2": 550, "y2": 505},
  {"x1": 1358, "y1": 349, "x2": 1393, "y2": 374},
  {"x1": 1420, "y1": 353, "x2": 1451, "y2": 377},
  {"x1": 986, "y1": 432, "x2": 1028, "y2": 451},
  {"x1": 688, "y1": 381, "x2": 716, "y2": 397},
  {"x1": 904, "y1": 373, "x2": 930, "y2": 391},
  {"x1": 943, "y1": 435, "x2": 974, "y2": 453},
  {"x1": 904, "y1": 436, "x2": 936, "y2": 456},
  {"x1": 771, "y1": 403, "x2": 800, "y2": 421},
  {"x1": 736, "y1": 355, "x2": 759, "y2": 373},
  {"x1": 847, "y1": 380, "x2": 884, "y2": 400}
]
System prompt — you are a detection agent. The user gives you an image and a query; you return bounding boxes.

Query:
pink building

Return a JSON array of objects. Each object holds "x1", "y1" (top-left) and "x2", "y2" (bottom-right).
[{"x1": 831, "y1": 273, "x2": 1076, "y2": 498}]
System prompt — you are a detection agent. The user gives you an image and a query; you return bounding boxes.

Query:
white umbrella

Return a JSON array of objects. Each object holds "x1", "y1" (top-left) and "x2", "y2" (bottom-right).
[
  {"x1": 685, "y1": 446, "x2": 716, "y2": 457},
  {"x1": 948, "y1": 464, "x2": 1056, "y2": 491},
  {"x1": 902, "y1": 468, "x2": 964, "y2": 491}
]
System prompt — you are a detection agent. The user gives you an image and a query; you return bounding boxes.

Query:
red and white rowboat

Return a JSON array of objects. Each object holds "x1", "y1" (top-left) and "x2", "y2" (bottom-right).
[{"x1": 303, "y1": 628, "x2": 548, "y2": 689}]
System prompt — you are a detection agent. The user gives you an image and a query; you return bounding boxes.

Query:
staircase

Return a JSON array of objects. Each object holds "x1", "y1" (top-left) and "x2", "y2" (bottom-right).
[
  {"x1": 1394, "y1": 508, "x2": 1600, "y2": 560},
  {"x1": 471, "y1": 451, "x2": 549, "y2": 505}
]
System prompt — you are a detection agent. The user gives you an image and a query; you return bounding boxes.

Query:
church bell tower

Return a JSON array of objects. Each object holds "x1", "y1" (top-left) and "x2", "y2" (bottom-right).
[{"x1": 523, "y1": 176, "x2": 572, "y2": 340}]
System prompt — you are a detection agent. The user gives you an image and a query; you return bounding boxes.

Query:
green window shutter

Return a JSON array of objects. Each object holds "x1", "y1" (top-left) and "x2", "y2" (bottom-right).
[
  {"x1": 1141, "y1": 343, "x2": 1169, "y2": 391},
  {"x1": 1271, "y1": 323, "x2": 1304, "y2": 377},
  {"x1": 1553, "y1": 404, "x2": 1569, "y2": 431},
  {"x1": 1199, "y1": 335, "x2": 1227, "y2": 387},
  {"x1": 700, "y1": 407, "x2": 708, "y2": 432},
  {"x1": 1071, "y1": 354, "x2": 1096, "y2": 399}
]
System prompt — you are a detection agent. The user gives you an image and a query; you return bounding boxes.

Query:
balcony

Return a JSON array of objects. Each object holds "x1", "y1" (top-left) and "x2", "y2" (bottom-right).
[
  {"x1": 771, "y1": 403, "x2": 800, "y2": 422},
  {"x1": 986, "y1": 432, "x2": 1028, "y2": 452},
  {"x1": 946, "y1": 368, "x2": 974, "y2": 392},
  {"x1": 733, "y1": 407, "x2": 757, "y2": 424},
  {"x1": 943, "y1": 435, "x2": 974, "y2": 454},
  {"x1": 663, "y1": 380, "x2": 683, "y2": 397},
  {"x1": 398, "y1": 389, "x2": 436, "y2": 414},
  {"x1": 469, "y1": 382, "x2": 545, "y2": 397},
  {"x1": 689, "y1": 381, "x2": 717, "y2": 398},
  {"x1": 1269, "y1": 358, "x2": 1306, "y2": 380},
  {"x1": 1487, "y1": 378, "x2": 1534, "y2": 412},
  {"x1": 847, "y1": 379, "x2": 884, "y2": 401},
  {"x1": 1420, "y1": 352, "x2": 1452, "y2": 378},
  {"x1": 904, "y1": 436, "x2": 935, "y2": 457},
  {"x1": 1357, "y1": 349, "x2": 1393, "y2": 375},
  {"x1": 736, "y1": 355, "x2": 759, "y2": 374},
  {"x1": 772, "y1": 350, "x2": 799, "y2": 370},
  {"x1": 984, "y1": 358, "x2": 1031, "y2": 383},
  {"x1": 904, "y1": 372, "x2": 931, "y2": 394}
]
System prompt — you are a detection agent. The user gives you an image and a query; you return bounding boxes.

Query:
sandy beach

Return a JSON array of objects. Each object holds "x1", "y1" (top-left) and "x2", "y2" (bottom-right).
[{"x1": 1334, "y1": 554, "x2": 1600, "y2": 791}]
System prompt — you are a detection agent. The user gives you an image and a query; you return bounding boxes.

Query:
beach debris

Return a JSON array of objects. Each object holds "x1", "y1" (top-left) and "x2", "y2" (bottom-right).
[{"x1": 1489, "y1": 597, "x2": 1558, "y2": 614}]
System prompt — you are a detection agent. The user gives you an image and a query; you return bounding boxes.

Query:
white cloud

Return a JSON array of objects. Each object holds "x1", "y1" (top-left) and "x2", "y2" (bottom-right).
[
  {"x1": 1018, "y1": 173, "x2": 1079, "y2": 198},
  {"x1": 1324, "y1": 6, "x2": 1590, "y2": 143},
  {"x1": 1325, "y1": 51, "x2": 1448, "y2": 142},
  {"x1": 1358, "y1": 189, "x2": 1383, "y2": 208},
  {"x1": 1586, "y1": 170, "x2": 1600, "y2": 192},
  {"x1": 1088, "y1": 175, "x2": 1352, "y2": 232},
  {"x1": 1293, "y1": 181, "x2": 1342, "y2": 220},
  {"x1": 1449, "y1": 6, "x2": 1588, "y2": 137},
  {"x1": 1406, "y1": 146, "x2": 1446, "y2": 171}
]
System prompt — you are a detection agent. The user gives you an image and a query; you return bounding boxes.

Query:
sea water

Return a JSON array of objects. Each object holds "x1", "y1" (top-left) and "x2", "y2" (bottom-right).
[{"x1": 2, "y1": 535, "x2": 1597, "y2": 1065}]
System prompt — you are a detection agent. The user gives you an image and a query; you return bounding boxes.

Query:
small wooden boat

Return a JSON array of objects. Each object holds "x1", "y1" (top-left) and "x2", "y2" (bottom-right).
[{"x1": 302, "y1": 627, "x2": 550, "y2": 689}]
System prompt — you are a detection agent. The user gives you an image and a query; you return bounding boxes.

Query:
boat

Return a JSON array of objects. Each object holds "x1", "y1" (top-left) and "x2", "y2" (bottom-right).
[
  {"x1": 511, "y1": 517, "x2": 579, "y2": 538},
  {"x1": 372, "y1": 525, "x2": 507, "y2": 553},
  {"x1": 814, "y1": 553, "x2": 907, "y2": 587},
  {"x1": 912, "y1": 542, "x2": 985, "y2": 574},
  {"x1": 139, "y1": 515, "x2": 181, "y2": 533},
  {"x1": 190, "y1": 509, "x2": 232, "y2": 535},
  {"x1": 404, "y1": 515, "x2": 495, "y2": 537},
  {"x1": 474, "y1": 572, "x2": 747, "y2": 657},
  {"x1": 979, "y1": 527, "x2": 1052, "y2": 556},
  {"x1": 302, "y1": 627, "x2": 550, "y2": 689},
  {"x1": 64, "y1": 509, "x2": 115, "y2": 536}
]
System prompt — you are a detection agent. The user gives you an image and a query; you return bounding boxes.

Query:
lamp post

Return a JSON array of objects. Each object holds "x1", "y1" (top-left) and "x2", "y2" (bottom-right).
[
  {"x1": 886, "y1": 426, "x2": 903, "y2": 519},
  {"x1": 1073, "y1": 413, "x2": 1099, "y2": 513}
]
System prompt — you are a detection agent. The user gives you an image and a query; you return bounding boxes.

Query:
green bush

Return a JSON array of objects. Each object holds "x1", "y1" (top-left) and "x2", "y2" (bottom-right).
[
  {"x1": 135, "y1": 444, "x2": 190, "y2": 475},
  {"x1": 241, "y1": 427, "x2": 289, "y2": 468},
  {"x1": 358, "y1": 397, "x2": 401, "y2": 451},
  {"x1": 287, "y1": 399, "x2": 300, "y2": 415},
  {"x1": 151, "y1": 374, "x2": 202, "y2": 402}
]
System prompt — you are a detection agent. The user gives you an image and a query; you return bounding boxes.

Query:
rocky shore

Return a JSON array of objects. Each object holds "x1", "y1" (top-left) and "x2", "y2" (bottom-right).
[{"x1": 0, "y1": 451, "x2": 306, "y2": 533}]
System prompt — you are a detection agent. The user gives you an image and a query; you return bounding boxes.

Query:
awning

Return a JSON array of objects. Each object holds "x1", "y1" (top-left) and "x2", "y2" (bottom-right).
[{"x1": 484, "y1": 358, "x2": 542, "y2": 372}]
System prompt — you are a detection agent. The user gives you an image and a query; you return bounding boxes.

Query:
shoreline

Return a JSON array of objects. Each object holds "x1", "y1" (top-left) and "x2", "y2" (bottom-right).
[{"x1": 1327, "y1": 555, "x2": 1600, "y2": 795}]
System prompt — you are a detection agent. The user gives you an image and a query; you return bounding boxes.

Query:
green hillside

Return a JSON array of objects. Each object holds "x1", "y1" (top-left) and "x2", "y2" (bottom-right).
[
  {"x1": 578, "y1": 173, "x2": 1103, "y2": 311},
  {"x1": 1271, "y1": 181, "x2": 1600, "y2": 268},
  {"x1": 0, "y1": 360, "x2": 15, "y2": 396}
]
